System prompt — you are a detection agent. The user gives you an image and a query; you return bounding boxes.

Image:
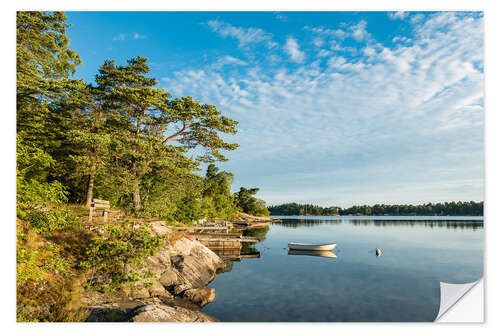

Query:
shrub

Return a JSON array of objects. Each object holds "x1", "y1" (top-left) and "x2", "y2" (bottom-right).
[{"x1": 79, "y1": 221, "x2": 165, "y2": 292}]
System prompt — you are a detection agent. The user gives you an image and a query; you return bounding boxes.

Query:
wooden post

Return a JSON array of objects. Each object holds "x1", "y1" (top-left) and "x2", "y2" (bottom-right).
[
  {"x1": 103, "y1": 210, "x2": 108, "y2": 222},
  {"x1": 88, "y1": 204, "x2": 94, "y2": 223}
]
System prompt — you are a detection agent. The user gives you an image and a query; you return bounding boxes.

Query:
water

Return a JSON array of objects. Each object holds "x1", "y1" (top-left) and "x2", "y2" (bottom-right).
[{"x1": 202, "y1": 216, "x2": 484, "y2": 322}]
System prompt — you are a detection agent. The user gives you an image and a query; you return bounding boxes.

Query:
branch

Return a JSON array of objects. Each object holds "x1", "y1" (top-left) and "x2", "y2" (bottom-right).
[{"x1": 162, "y1": 121, "x2": 188, "y2": 144}]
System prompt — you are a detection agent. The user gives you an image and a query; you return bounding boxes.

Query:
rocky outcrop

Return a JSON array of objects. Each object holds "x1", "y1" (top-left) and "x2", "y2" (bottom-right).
[
  {"x1": 86, "y1": 302, "x2": 217, "y2": 322},
  {"x1": 128, "y1": 304, "x2": 217, "y2": 322},
  {"x1": 82, "y1": 221, "x2": 225, "y2": 322}
]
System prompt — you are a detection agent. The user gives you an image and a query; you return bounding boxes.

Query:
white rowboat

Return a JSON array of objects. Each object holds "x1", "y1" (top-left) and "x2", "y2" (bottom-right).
[{"x1": 288, "y1": 242, "x2": 337, "y2": 251}]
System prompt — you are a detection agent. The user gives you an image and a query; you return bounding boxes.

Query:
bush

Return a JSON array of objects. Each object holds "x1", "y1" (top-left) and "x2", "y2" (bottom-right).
[
  {"x1": 24, "y1": 208, "x2": 81, "y2": 235},
  {"x1": 79, "y1": 221, "x2": 165, "y2": 292}
]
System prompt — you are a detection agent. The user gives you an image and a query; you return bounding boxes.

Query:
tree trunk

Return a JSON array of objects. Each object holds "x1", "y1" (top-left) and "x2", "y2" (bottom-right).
[
  {"x1": 133, "y1": 187, "x2": 142, "y2": 212},
  {"x1": 86, "y1": 160, "x2": 97, "y2": 207}
]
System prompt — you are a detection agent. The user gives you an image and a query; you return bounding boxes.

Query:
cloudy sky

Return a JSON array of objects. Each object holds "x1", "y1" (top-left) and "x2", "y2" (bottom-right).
[{"x1": 66, "y1": 11, "x2": 484, "y2": 207}]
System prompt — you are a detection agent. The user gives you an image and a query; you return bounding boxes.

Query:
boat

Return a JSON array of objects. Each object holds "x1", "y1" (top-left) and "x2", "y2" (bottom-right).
[
  {"x1": 287, "y1": 242, "x2": 337, "y2": 251},
  {"x1": 288, "y1": 249, "x2": 337, "y2": 258}
]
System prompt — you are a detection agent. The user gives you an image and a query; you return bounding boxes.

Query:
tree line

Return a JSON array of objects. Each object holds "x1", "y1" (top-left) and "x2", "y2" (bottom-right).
[{"x1": 268, "y1": 201, "x2": 484, "y2": 216}]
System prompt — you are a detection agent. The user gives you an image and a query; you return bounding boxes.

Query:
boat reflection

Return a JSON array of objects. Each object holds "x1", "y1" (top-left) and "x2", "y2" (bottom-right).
[{"x1": 288, "y1": 249, "x2": 338, "y2": 258}]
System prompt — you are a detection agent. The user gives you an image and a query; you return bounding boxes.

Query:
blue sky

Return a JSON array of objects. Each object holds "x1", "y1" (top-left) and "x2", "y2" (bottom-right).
[{"x1": 65, "y1": 11, "x2": 484, "y2": 207}]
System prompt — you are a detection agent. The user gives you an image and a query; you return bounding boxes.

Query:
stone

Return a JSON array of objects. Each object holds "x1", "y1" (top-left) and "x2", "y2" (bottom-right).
[
  {"x1": 159, "y1": 270, "x2": 179, "y2": 287},
  {"x1": 148, "y1": 280, "x2": 168, "y2": 297},
  {"x1": 127, "y1": 304, "x2": 217, "y2": 322},
  {"x1": 173, "y1": 283, "x2": 191, "y2": 295},
  {"x1": 86, "y1": 307, "x2": 128, "y2": 322},
  {"x1": 172, "y1": 238, "x2": 194, "y2": 256},
  {"x1": 130, "y1": 288, "x2": 150, "y2": 299},
  {"x1": 183, "y1": 288, "x2": 216, "y2": 307},
  {"x1": 149, "y1": 221, "x2": 173, "y2": 236}
]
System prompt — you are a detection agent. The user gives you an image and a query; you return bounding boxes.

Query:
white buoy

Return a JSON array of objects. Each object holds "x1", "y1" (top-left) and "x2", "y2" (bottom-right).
[{"x1": 375, "y1": 248, "x2": 382, "y2": 256}]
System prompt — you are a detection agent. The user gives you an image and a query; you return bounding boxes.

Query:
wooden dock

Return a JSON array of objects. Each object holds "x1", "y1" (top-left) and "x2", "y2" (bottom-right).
[
  {"x1": 194, "y1": 236, "x2": 259, "y2": 249},
  {"x1": 175, "y1": 226, "x2": 229, "y2": 233},
  {"x1": 211, "y1": 248, "x2": 261, "y2": 260}
]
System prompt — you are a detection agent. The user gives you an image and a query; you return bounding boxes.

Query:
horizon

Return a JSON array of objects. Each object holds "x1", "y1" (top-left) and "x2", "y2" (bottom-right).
[
  {"x1": 65, "y1": 11, "x2": 484, "y2": 207},
  {"x1": 266, "y1": 199, "x2": 484, "y2": 210}
]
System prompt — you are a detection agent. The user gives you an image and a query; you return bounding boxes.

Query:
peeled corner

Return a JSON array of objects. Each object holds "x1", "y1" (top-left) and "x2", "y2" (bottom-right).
[{"x1": 435, "y1": 279, "x2": 483, "y2": 322}]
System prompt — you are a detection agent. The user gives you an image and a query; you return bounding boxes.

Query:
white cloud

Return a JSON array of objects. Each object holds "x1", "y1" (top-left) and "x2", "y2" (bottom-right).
[
  {"x1": 318, "y1": 49, "x2": 332, "y2": 57},
  {"x1": 284, "y1": 37, "x2": 305, "y2": 63},
  {"x1": 388, "y1": 11, "x2": 409, "y2": 20},
  {"x1": 206, "y1": 20, "x2": 277, "y2": 49},
  {"x1": 350, "y1": 20, "x2": 371, "y2": 42},
  {"x1": 163, "y1": 12, "x2": 483, "y2": 206},
  {"x1": 113, "y1": 32, "x2": 146, "y2": 41},
  {"x1": 305, "y1": 25, "x2": 347, "y2": 39},
  {"x1": 313, "y1": 37, "x2": 324, "y2": 47},
  {"x1": 212, "y1": 55, "x2": 248, "y2": 69}
]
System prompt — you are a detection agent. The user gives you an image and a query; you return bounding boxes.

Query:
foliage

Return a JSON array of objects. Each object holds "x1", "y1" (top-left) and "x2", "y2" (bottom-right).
[
  {"x1": 16, "y1": 220, "x2": 85, "y2": 322},
  {"x1": 234, "y1": 187, "x2": 270, "y2": 216},
  {"x1": 24, "y1": 207, "x2": 81, "y2": 235},
  {"x1": 173, "y1": 196, "x2": 204, "y2": 224},
  {"x1": 268, "y1": 201, "x2": 484, "y2": 216},
  {"x1": 79, "y1": 221, "x2": 165, "y2": 292},
  {"x1": 202, "y1": 164, "x2": 237, "y2": 219}
]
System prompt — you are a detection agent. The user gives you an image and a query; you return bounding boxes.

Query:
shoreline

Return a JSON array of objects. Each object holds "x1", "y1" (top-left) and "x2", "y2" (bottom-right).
[{"x1": 83, "y1": 221, "x2": 226, "y2": 322}]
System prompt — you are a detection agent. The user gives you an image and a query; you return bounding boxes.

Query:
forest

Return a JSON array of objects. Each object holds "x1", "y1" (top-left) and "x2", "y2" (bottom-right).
[{"x1": 268, "y1": 201, "x2": 484, "y2": 216}]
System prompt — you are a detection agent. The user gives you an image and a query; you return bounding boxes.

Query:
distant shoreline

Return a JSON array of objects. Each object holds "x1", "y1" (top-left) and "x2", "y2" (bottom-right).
[{"x1": 270, "y1": 215, "x2": 484, "y2": 221}]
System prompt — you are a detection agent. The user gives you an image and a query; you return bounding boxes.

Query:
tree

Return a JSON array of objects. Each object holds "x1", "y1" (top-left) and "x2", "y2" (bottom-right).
[
  {"x1": 16, "y1": 11, "x2": 82, "y2": 207},
  {"x1": 95, "y1": 57, "x2": 239, "y2": 213},
  {"x1": 234, "y1": 187, "x2": 270, "y2": 217},
  {"x1": 202, "y1": 164, "x2": 236, "y2": 219}
]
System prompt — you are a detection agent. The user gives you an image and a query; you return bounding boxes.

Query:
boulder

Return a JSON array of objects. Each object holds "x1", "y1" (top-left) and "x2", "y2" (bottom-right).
[
  {"x1": 130, "y1": 288, "x2": 150, "y2": 299},
  {"x1": 148, "y1": 280, "x2": 168, "y2": 298},
  {"x1": 127, "y1": 304, "x2": 217, "y2": 322},
  {"x1": 183, "y1": 288, "x2": 216, "y2": 307},
  {"x1": 159, "y1": 270, "x2": 179, "y2": 287}
]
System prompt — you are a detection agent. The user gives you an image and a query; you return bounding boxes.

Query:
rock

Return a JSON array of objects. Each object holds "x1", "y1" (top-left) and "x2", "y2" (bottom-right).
[
  {"x1": 130, "y1": 288, "x2": 150, "y2": 299},
  {"x1": 173, "y1": 283, "x2": 191, "y2": 295},
  {"x1": 81, "y1": 222, "x2": 226, "y2": 321},
  {"x1": 172, "y1": 238, "x2": 194, "y2": 256},
  {"x1": 148, "y1": 280, "x2": 168, "y2": 297},
  {"x1": 174, "y1": 255, "x2": 219, "y2": 288},
  {"x1": 183, "y1": 288, "x2": 216, "y2": 307},
  {"x1": 127, "y1": 304, "x2": 217, "y2": 322},
  {"x1": 86, "y1": 307, "x2": 128, "y2": 322},
  {"x1": 159, "y1": 270, "x2": 178, "y2": 287},
  {"x1": 149, "y1": 221, "x2": 173, "y2": 236}
]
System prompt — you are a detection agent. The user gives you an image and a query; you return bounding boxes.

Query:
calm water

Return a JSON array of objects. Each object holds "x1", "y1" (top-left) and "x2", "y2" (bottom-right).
[{"x1": 202, "y1": 216, "x2": 484, "y2": 322}]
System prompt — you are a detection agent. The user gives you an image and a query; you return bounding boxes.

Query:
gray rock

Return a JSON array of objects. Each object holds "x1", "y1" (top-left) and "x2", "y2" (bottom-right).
[{"x1": 128, "y1": 304, "x2": 217, "y2": 322}]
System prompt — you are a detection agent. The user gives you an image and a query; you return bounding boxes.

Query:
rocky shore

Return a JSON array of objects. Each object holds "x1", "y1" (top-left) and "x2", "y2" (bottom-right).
[{"x1": 82, "y1": 221, "x2": 225, "y2": 322}]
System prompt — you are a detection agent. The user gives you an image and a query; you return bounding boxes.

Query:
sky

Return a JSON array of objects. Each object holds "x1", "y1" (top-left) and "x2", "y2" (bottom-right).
[{"x1": 64, "y1": 11, "x2": 484, "y2": 208}]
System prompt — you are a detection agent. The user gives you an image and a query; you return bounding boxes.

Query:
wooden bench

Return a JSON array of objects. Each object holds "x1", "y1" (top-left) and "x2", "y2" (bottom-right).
[{"x1": 88, "y1": 199, "x2": 110, "y2": 222}]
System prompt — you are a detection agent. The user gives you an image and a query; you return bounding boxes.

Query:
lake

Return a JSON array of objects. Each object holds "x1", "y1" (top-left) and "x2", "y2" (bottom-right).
[{"x1": 202, "y1": 216, "x2": 484, "y2": 322}]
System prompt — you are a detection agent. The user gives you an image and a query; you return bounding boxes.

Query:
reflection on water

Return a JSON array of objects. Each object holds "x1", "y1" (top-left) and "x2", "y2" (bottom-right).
[
  {"x1": 279, "y1": 218, "x2": 483, "y2": 230},
  {"x1": 288, "y1": 249, "x2": 337, "y2": 258},
  {"x1": 203, "y1": 217, "x2": 484, "y2": 322}
]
